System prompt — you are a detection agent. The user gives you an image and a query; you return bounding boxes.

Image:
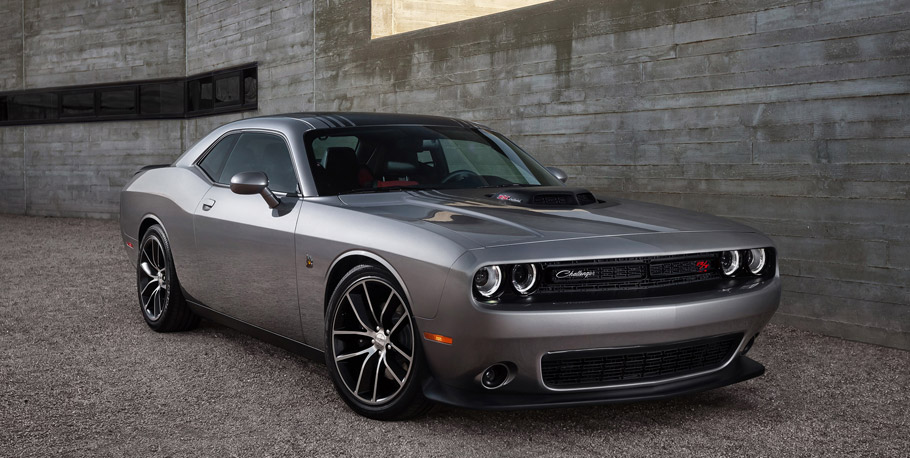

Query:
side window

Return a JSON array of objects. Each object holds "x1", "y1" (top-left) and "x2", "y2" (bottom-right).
[
  {"x1": 198, "y1": 133, "x2": 240, "y2": 181},
  {"x1": 216, "y1": 133, "x2": 299, "y2": 194}
]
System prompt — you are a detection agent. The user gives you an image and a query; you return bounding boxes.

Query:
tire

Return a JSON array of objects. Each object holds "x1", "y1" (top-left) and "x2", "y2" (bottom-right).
[
  {"x1": 325, "y1": 264, "x2": 432, "y2": 420},
  {"x1": 137, "y1": 224, "x2": 199, "y2": 332}
]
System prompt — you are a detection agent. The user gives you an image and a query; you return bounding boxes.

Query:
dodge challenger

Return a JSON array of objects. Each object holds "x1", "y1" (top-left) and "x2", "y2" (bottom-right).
[{"x1": 119, "y1": 112, "x2": 781, "y2": 420}]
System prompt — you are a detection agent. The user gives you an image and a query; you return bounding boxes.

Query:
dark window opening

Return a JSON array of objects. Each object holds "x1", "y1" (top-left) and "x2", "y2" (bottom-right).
[
  {"x1": 214, "y1": 72, "x2": 241, "y2": 107},
  {"x1": 60, "y1": 92, "x2": 95, "y2": 117},
  {"x1": 0, "y1": 63, "x2": 257, "y2": 126},
  {"x1": 8, "y1": 93, "x2": 58, "y2": 121},
  {"x1": 100, "y1": 88, "x2": 137, "y2": 116},
  {"x1": 140, "y1": 82, "x2": 184, "y2": 115},
  {"x1": 243, "y1": 67, "x2": 258, "y2": 105},
  {"x1": 187, "y1": 76, "x2": 215, "y2": 112}
]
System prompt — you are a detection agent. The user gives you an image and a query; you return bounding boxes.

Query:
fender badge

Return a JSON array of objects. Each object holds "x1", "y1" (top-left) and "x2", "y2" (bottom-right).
[{"x1": 306, "y1": 254, "x2": 314, "y2": 268}]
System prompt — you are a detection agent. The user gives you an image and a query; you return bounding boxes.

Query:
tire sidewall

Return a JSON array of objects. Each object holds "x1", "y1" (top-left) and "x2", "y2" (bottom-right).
[{"x1": 324, "y1": 264, "x2": 428, "y2": 420}]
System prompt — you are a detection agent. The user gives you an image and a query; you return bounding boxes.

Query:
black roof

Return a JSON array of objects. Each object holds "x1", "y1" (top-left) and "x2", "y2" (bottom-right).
[{"x1": 259, "y1": 112, "x2": 483, "y2": 129}]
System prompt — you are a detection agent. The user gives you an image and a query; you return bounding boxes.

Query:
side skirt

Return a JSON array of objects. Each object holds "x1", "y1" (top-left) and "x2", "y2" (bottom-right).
[{"x1": 186, "y1": 299, "x2": 325, "y2": 362}]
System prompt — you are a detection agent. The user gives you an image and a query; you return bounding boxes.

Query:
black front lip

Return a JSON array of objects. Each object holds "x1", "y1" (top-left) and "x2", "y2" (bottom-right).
[{"x1": 422, "y1": 355, "x2": 765, "y2": 410}]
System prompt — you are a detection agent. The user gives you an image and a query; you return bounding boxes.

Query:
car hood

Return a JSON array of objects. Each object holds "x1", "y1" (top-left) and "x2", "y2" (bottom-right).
[{"x1": 336, "y1": 188, "x2": 757, "y2": 249}]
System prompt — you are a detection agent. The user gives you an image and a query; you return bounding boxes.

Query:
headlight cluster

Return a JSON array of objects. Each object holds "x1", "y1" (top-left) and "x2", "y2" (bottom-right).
[
  {"x1": 473, "y1": 263, "x2": 539, "y2": 299},
  {"x1": 720, "y1": 248, "x2": 771, "y2": 276}
]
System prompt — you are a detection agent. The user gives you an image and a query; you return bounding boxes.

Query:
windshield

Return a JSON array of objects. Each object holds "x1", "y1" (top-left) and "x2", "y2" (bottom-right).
[{"x1": 304, "y1": 125, "x2": 562, "y2": 195}]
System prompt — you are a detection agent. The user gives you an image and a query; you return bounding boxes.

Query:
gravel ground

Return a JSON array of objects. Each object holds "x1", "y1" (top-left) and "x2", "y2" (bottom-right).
[{"x1": 0, "y1": 214, "x2": 907, "y2": 457}]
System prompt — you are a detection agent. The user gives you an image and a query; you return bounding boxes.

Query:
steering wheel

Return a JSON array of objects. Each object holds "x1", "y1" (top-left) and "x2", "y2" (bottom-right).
[{"x1": 441, "y1": 169, "x2": 482, "y2": 185}]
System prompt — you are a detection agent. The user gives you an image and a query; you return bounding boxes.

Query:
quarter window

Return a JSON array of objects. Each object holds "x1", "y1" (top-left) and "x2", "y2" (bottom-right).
[{"x1": 198, "y1": 133, "x2": 241, "y2": 182}]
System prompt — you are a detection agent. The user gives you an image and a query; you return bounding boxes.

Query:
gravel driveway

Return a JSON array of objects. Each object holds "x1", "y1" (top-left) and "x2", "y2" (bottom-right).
[{"x1": 1, "y1": 214, "x2": 907, "y2": 457}]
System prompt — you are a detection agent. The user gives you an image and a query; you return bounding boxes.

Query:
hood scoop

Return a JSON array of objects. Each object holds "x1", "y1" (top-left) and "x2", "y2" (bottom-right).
[{"x1": 486, "y1": 186, "x2": 601, "y2": 208}]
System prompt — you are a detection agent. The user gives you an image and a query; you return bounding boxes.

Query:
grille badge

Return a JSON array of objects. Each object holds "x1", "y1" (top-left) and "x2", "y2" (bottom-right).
[{"x1": 555, "y1": 269, "x2": 597, "y2": 280}]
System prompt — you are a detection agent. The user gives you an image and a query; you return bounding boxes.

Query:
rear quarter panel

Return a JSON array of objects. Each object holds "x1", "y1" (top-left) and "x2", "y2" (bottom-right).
[{"x1": 119, "y1": 166, "x2": 211, "y2": 291}]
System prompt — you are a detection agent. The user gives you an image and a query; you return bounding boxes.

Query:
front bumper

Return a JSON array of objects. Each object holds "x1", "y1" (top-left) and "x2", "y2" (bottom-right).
[
  {"x1": 423, "y1": 354, "x2": 765, "y2": 409},
  {"x1": 415, "y1": 269, "x2": 781, "y2": 406}
]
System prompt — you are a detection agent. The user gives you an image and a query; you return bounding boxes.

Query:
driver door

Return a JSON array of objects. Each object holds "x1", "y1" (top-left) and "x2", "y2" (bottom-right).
[{"x1": 191, "y1": 131, "x2": 304, "y2": 341}]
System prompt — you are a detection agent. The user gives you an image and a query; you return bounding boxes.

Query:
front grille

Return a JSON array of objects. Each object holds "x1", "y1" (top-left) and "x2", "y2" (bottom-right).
[
  {"x1": 537, "y1": 252, "x2": 722, "y2": 297},
  {"x1": 541, "y1": 333, "x2": 743, "y2": 389}
]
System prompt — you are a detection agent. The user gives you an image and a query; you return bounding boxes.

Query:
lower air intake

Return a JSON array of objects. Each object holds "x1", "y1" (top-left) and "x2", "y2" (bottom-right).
[{"x1": 541, "y1": 333, "x2": 743, "y2": 389}]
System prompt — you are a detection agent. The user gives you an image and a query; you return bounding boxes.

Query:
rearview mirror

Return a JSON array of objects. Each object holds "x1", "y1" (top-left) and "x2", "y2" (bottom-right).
[
  {"x1": 547, "y1": 167, "x2": 568, "y2": 184},
  {"x1": 230, "y1": 171, "x2": 280, "y2": 208}
]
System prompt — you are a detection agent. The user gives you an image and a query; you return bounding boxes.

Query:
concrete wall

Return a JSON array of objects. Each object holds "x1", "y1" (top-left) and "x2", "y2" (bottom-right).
[
  {"x1": 1, "y1": 0, "x2": 908, "y2": 348},
  {"x1": 0, "y1": 0, "x2": 186, "y2": 217},
  {"x1": 370, "y1": 0, "x2": 551, "y2": 38}
]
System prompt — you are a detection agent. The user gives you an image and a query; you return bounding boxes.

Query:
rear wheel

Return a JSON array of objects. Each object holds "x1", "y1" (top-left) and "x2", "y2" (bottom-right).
[
  {"x1": 137, "y1": 224, "x2": 199, "y2": 332},
  {"x1": 325, "y1": 264, "x2": 431, "y2": 420}
]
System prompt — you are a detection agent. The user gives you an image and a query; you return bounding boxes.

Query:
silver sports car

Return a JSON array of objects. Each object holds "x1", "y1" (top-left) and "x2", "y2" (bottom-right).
[{"x1": 120, "y1": 112, "x2": 781, "y2": 420}]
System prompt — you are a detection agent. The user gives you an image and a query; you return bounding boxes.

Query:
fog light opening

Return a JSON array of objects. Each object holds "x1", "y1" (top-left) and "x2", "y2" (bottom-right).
[{"x1": 480, "y1": 363, "x2": 510, "y2": 389}]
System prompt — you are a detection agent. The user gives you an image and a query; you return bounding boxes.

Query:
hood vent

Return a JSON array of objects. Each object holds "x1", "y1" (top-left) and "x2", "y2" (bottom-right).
[
  {"x1": 533, "y1": 194, "x2": 576, "y2": 206},
  {"x1": 576, "y1": 192, "x2": 596, "y2": 205},
  {"x1": 487, "y1": 187, "x2": 601, "y2": 207}
]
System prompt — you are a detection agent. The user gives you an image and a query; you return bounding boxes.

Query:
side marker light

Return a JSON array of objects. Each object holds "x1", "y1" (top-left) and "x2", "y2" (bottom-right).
[{"x1": 423, "y1": 332, "x2": 453, "y2": 345}]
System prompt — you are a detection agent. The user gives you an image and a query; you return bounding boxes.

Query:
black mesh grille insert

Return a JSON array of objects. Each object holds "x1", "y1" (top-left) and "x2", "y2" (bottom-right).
[
  {"x1": 541, "y1": 333, "x2": 742, "y2": 389},
  {"x1": 538, "y1": 252, "x2": 721, "y2": 296}
]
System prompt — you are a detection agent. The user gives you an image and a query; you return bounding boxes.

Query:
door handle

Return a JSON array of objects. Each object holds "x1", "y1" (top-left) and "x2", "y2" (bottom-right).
[{"x1": 202, "y1": 198, "x2": 216, "y2": 211}]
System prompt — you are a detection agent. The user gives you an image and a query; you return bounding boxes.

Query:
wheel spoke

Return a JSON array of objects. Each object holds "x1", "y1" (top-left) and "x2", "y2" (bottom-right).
[
  {"x1": 378, "y1": 291, "x2": 394, "y2": 327},
  {"x1": 383, "y1": 357, "x2": 404, "y2": 386},
  {"x1": 345, "y1": 293, "x2": 372, "y2": 332},
  {"x1": 354, "y1": 349, "x2": 376, "y2": 395},
  {"x1": 390, "y1": 342, "x2": 412, "y2": 363},
  {"x1": 363, "y1": 282, "x2": 379, "y2": 328},
  {"x1": 142, "y1": 248, "x2": 159, "y2": 271},
  {"x1": 336, "y1": 346, "x2": 373, "y2": 362},
  {"x1": 141, "y1": 285, "x2": 156, "y2": 310},
  {"x1": 372, "y1": 353, "x2": 384, "y2": 402},
  {"x1": 333, "y1": 330, "x2": 372, "y2": 338},
  {"x1": 150, "y1": 242, "x2": 160, "y2": 271},
  {"x1": 150, "y1": 287, "x2": 161, "y2": 317},
  {"x1": 155, "y1": 243, "x2": 164, "y2": 272},
  {"x1": 389, "y1": 313, "x2": 408, "y2": 336},
  {"x1": 140, "y1": 262, "x2": 156, "y2": 278},
  {"x1": 140, "y1": 277, "x2": 157, "y2": 296}
]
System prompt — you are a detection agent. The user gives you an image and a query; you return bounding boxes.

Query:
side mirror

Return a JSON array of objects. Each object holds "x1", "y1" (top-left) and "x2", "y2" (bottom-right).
[
  {"x1": 230, "y1": 171, "x2": 280, "y2": 208},
  {"x1": 547, "y1": 167, "x2": 568, "y2": 184}
]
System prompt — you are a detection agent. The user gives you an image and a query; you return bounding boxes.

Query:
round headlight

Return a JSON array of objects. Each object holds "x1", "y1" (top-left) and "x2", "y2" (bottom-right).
[
  {"x1": 746, "y1": 248, "x2": 766, "y2": 275},
  {"x1": 474, "y1": 266, "x2": 502, "y2": 298},
  {"x1": 511, "y1": 264, "x2": 538, "y2": 295},
  {"x1": 720, "y1": 250, "x2": 741, "y2": 276}
]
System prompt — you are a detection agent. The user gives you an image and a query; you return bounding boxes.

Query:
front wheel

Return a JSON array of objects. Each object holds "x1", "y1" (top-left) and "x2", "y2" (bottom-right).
[
  {"x1": 137, "y1": 224, "x2": 199, "y2": 332},
  {"x1": 325, "y1": 265, "x2": 432, "y2": 420}
]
